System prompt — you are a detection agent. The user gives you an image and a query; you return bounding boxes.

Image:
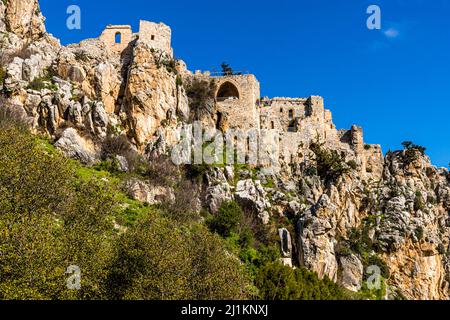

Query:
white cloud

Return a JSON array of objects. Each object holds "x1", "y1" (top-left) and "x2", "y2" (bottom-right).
[{"x1": 384, "y1": 28, "x2": 400, "y2": 39}]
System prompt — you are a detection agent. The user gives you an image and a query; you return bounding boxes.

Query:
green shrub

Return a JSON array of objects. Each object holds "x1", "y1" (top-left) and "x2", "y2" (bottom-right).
[
  {"x1": 209, "y1": 201, "x2": 244, "y2": 237},
  {"x1": 437, "y1": 243, "x2": 446, "y2": 255},
  {"x1": 415, "y1": 226, "x2": 424, "y2": 241},
  {"x1": 176, "y1": 75, "x2": 183, "y2": 87},
  {"x1": 0, "y1": 66, "x2": 5, "y2": 87},
  {"x1": 255, "y1": 262, "x2": 352, "y2": 300},
  {"x1": 310, "y1": 141, "x2": 350, "y2": 183},
  {"x1": 358, "y1": 277, "x2": 387, "y2": 300},
  {"x1": 401, "y1": 141, "x2": 426, "y2": 165},
  {"x1": 238, "y1": 226, "x2": 255, "y2": 249},
  {"x1": 107, "y1": 216, "x2": 251, "y2": 300},
  {"x1": 27, "y1": 76, "x2": 57, "y2": 91},
  {"x1": 366, "y1": 255, "x2": 390, "y2": 279},
  {"x1": 304, "y1": 166, "x2": 318, "y2": 176},
  {"x1": 414, "y1": 191, "x2": 426, "y2": 211},
  {"x1": 184, "y1": 77, "x2": 217, "y2": 121},
  {"x1": 347, "y1": 160, "x2": 358, "y2": 170}
]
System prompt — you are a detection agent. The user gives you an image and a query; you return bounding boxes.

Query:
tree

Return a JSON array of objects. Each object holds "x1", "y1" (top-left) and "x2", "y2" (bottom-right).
[
  {"x1": 0, "y1": 125, "x2": 117, "y2": 299},
  {"x1": 401, "y1": 141, "x2": 426, "y2": 165},
  {"x1": 107, "y1": 212, "x2": 192, "y2": 300},
  {"x1": 187, "y1": 226, "x2": 251, "y2": 299},
  {"x1": 184, "y1": 77, "x2": 217, "y2": 121},
  {"x1": 309, "y1": 141, "x2": 350, "y2": 183},
  {"x1": 221, "y1": 62, "x2": 234, "y2": 76},
  {"x1": 107, "y1": 214, "x2": 251, "y2": 300}
]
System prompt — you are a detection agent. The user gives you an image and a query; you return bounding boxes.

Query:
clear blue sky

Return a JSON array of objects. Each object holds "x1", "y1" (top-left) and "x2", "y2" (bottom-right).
[{"x1": 40, "y1": 0, "x2": 450, "y2": 167}]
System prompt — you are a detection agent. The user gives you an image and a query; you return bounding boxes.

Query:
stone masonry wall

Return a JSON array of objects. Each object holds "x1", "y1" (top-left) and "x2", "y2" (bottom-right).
[
  {"x1": 99, "y1": 25, "x2": 133, "y2": 54},
  {"x1": 138, "y1": 20, "x2": 173, "y2": 57},
  {"x1": 214, "y1": 74, "x2": 261, "y2": 131}
]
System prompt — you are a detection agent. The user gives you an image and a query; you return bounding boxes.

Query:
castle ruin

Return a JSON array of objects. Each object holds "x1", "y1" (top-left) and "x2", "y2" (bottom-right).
[
  {"x1": 99, "y1": 20, "x2": 173, "y2": 57},
  {"x1": 97, "y1": 20, "x2": 382, "y2": 177}
]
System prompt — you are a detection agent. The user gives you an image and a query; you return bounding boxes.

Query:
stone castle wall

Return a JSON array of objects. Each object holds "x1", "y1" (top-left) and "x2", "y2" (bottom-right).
[
  {"x1": 138, "y1": 20, "x2": 173, "y2": 57},
  {"x1": 213, "y1": 74, "x2": 260, "y2": 131},
  {"x1": 99, "y1": 25, "x2": 133, "y2": 54},
  {"x1": 99, "y1": 20, "x2": 173, "y2": 57}
]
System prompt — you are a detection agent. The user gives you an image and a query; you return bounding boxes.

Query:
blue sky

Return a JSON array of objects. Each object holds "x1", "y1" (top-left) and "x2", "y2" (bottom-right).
[{"x1": 40, "y1": 0, "x2": 450, "y2": 167}]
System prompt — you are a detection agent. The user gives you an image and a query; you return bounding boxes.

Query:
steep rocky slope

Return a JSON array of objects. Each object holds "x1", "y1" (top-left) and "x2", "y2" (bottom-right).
[{"x1": 0, "y1": 0, "x2": 449, "y2": 300}]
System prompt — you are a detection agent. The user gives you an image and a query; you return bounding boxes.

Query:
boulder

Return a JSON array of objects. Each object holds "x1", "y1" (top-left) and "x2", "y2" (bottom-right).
[
  {"x1": 235, "y1": 179, "x2": 271, "y2": 224},
  {"x1": 339, "y1": 254, "x2": 364, "y2": 292},
  {"x1": 54, "y1": 128, "x2": 99, "y2": 164},
  {"x1": 206, "y1": 183, "x2": 233, "y2": 214},
  {"x1": 124, "y1": 178, "x2": 175, "y2": 205}
]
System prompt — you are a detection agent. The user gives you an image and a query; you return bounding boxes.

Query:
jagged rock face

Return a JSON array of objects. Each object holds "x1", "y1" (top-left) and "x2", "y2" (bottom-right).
[
  {"x1": 386, "y1": 241, "x2": 448, "y2": 300},
  {"x1": 205, "y1": 167, "x2": 234, "y2": 213},
  {"x1": 123, "y1": 41, "x2": 187, "y2": 148},
  {"x1": 1, "y1": 0, "x2": 60, "y2": 91},
  {"x1": 4, "y1": 0, "x2": 46, "y2": 41},
  {"x1": 295, "y1": 150, "x2": 450, "y2": 299},
  {"x1": 375, "y1": 152, "x2": 450, "y2": 299},
  {"x1": 298, "y1": 194, "x2": 339, "y2": 281},
  {"x1": 0, "y1": 2, "x2": 7, "y2": 32},
  {"x1": 235, "y1": 179, "x2": 271, "y2": 224},
  {"x1": 338, "y1": 254, "x2": 364, "y2": 292},
  {"x1": 55, "y1": 40, "x2": 122, "y2": 115}
]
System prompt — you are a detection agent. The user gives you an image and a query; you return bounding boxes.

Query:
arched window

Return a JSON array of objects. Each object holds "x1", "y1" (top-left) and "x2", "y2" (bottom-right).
[
  {"x1": 115, "y1": 32, "x2": 122, "y2": 44},
  {"x1": 271, "y1": 121, "x2": 275, "y2": 129},
  {"x1": 216, "y1": 82, "x2": 240, "y2": 101}
]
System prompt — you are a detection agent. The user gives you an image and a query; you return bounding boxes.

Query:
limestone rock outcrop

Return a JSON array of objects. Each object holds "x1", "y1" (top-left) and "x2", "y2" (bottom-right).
[
  {"x1": 235, "y1": 179, "x2": 271, "y2": 224},
  {"x1": 124, "y1": 178, "x2": 175, "y2": 205},
  {"x1": 339, "y1": 254, "x2": 364, "y2": 292},
  {"x1": 122, "y1": 41, "x2": 187, "y2": 148},
  {"x1": 4, "y1": 0, "x2": 46, "y2": 41},
  {"x1": 54, "y1": 128, "x2": 99, "y2": 164}
]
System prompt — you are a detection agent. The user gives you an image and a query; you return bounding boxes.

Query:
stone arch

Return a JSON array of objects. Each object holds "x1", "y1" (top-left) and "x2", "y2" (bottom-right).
[
  {"x1": 115, "y1": 32, "x2": 122, "y2": 44},
  {"x1": 216, "y1": 81, "x2": 240, "y2": 101}
]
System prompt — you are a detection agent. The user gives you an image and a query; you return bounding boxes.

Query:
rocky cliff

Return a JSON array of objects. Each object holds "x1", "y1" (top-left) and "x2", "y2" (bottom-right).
[{"x1": 0, "y1": 0, "x2": 449, "y2": 300}]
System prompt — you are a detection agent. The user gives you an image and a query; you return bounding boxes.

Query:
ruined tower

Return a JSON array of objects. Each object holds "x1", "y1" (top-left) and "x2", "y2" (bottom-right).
[
  {"x1": 213, "y1": 74, "x2": 260, "y2": 131},
  {"x1": 99, "y1": 25, "x2": 133, "y2": 54},
  {"x1": 99, "y1": 20, "x2": 173, "y2": 57},
  {"x1": 138, "y1": 20, "x2": 173, "y2": 57}
]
